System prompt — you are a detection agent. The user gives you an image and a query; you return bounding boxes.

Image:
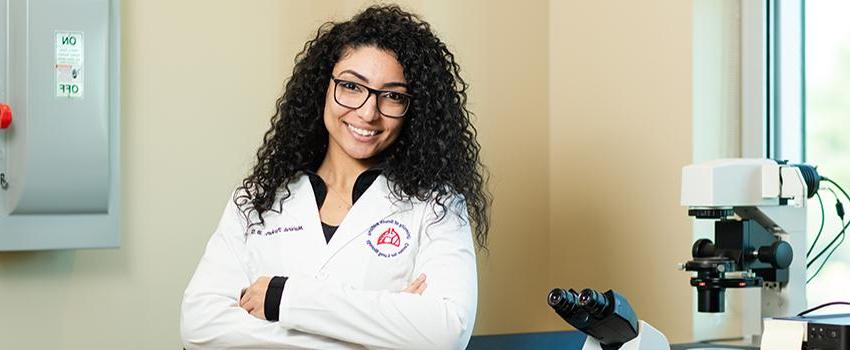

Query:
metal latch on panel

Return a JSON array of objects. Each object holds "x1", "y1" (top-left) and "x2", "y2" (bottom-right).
[
  {"x1": 0, "y1": 103, "x2": 10, "y2": 190},
  {"x1": 0, "y1": 103, "x2": 11, "y2": 129}
]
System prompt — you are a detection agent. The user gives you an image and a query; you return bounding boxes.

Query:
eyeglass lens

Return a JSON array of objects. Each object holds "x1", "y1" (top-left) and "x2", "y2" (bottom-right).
[{"x1": 334, "y1": 80, "x2": 410, "y2": 117}]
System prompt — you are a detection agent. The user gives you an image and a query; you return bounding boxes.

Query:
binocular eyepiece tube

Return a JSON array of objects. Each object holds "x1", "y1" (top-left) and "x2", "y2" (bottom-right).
[
  {"x1": 548, "y1": 287, "x2": 640, "y2": 348},
  {"x1": 548, "y1": 288, "x2": 612, "y2": 319}
]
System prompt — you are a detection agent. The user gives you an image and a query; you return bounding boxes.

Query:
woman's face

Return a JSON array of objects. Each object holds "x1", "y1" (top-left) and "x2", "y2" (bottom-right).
[{"x1": 324, "y1": 46, "x2": 407, "y2": 162}]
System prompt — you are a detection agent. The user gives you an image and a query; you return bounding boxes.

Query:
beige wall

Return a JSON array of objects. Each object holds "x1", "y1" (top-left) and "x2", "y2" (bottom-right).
[
  {"x1": 0, "y1": 0, "x2": 695, "y2": 347},
  {"x1": 548, "y1": 0, "x2": 694, "y2": 342},
  {"x1": 425, "y1": 0, "x2": 554, "y2": 334}
]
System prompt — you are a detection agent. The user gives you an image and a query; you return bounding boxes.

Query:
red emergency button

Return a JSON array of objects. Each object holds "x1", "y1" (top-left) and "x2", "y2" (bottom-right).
[{"x1": 0, "y1": 103, "x2": 11, "y2": 129}]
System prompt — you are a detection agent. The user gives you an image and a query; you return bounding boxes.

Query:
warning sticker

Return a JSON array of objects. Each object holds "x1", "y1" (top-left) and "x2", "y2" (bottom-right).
[{"x1": 55, "y1": 31, "x2": 84, "y2": 98}]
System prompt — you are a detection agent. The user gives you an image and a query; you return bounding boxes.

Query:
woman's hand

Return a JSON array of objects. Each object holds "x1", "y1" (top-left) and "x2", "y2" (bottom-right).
[
  {"x1": 240, "y1": 276, "x2": 271, "y2": 320},
  {"x1": 240, "y1": 274, "x2": 425, "y2": 319},
  {"x1": 402, "y1": 273, "x2": 427, "y2": 295}
]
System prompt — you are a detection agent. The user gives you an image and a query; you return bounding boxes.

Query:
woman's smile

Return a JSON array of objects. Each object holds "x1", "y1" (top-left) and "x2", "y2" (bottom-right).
[{"x1": 343, "y1": 121, "x2": 382, "y2": 139}]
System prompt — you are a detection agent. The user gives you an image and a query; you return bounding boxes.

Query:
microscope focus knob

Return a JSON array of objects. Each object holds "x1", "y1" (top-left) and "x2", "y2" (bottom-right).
[
  {"x1": 692, "y1": 239, "x2": 716, "y2": 258},
  {"x1": 758, "y1": 241, "x2": 793, "y2": 269}
]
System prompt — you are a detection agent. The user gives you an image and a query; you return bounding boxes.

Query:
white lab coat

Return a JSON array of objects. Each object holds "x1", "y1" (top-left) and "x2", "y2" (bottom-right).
[{"x1": 180, "y1": 173, "x2": 478, "y2": 350}]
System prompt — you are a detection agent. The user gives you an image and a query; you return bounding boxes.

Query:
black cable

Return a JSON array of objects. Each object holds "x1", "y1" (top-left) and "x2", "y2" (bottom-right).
[
  {"x1": 797, "y1": 301, "x2": 850, "y2": 317},
  {"x1": 807, "y1": 181, "x2": 848, "y2": 267},
  {"x1": 822, "y1": 176, "x2": 850, "y2": 210},
  {"x1": 808, "y1": 217, "x2": 845, "y2": 283},
  {"x1": 807, "y1": 212, "x2": 846, "y2": 268},
  {"x1": 806, "y1": 177, "x2": 849, "y2": 283},
  {"x1": 695, "y1": 336, "x2": 746, "y2": 344},
  {"x1": 821, "y1": 176, "x2": 850, "y2": 216},
  {"x1": 807, "y1": 188, "x2": 843, "y2": 268},
  {"x1": 807, "y1": 191, "x2": 826, "y2": 258}
]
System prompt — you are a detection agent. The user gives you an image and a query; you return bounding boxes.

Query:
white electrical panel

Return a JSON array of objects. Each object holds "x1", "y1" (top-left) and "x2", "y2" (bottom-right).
[{"x1": 0, "y1": 0, "x2": 121, "y2": 251}]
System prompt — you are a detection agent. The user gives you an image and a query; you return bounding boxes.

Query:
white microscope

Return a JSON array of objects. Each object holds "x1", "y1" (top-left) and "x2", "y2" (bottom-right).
[
  {"x1": 680, "y1": 158, "x2": 821, "y2": 347},
  {"x1": 547, "y1": 159, "x2": 824, "y2": 349},
  {"x1": 547, "y1": 288, "x2": 670, "y2": 350}
]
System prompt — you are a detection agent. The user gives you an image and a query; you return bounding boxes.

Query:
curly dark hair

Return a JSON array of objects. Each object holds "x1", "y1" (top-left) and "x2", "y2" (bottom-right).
[{"x1": 235, "y1": 4, "x2": 491, "y2": 248}]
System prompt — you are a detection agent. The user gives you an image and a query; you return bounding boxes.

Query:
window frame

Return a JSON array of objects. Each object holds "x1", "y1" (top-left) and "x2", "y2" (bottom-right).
[{"x1": 746, "y1": 0, "x2": 806, "y2": 161}]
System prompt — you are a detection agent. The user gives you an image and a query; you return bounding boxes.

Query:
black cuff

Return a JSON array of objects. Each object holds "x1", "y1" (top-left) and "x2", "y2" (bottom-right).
[{"x1": 264, "y1": 276, "x2": 288, "y2": 321}]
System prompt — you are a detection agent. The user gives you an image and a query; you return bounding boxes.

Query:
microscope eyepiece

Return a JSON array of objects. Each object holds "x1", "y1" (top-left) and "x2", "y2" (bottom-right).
[
  {"x1": 548, "y1": 288, "x2": 565, "y2": 307},
  {"x1": 578, "y1": 288, "x2": 610, "y2": 317},
  {"x1": 549, "y1": 287, "x2": 641, "y2": 346},
  {"x1": 549, "y1": 288, "x2": 578, "y2": 312},
  {"x1": 548, "y1": 288, "x2": 580, "y2": 314}
]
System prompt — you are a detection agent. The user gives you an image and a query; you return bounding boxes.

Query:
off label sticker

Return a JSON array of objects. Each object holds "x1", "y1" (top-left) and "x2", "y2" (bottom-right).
[{"x1": 55, "y1": 31, "x2": 84, "y2": 98}]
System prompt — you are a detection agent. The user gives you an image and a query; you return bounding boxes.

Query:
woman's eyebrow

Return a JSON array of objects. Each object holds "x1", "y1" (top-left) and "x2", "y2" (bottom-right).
[
  {"x1": 338, "y1": 69, "x2": 408, "y2": 89},
  {"x1": 338, "y1": 69, "x2": 369, "y2": 82},
  {"x1": 381, "y1": 81, "x2": 409, "y2": 89}
]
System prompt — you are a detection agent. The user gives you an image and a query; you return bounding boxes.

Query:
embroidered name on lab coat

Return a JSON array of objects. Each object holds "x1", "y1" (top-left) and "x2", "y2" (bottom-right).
[
  {"x1": 248, "y1": 225, "x2": 304, "y2": 236},
  {"x1": 366, "y1": 219, "x2": 411, "y2": 258}
]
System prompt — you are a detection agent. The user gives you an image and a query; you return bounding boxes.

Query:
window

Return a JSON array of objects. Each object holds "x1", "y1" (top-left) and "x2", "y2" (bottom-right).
[
  {"x1": 801, "y1": 0, "x2": 850, "y2": 306},
  {"x1": 769, "y1": 0, "x2": 850, "y2": 305}
]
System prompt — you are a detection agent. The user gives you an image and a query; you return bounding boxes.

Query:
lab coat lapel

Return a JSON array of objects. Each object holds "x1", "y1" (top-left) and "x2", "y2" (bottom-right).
[
  {"x1": 319, "y1": 175, "x2": 406, "y2": 267},
  {"x1": 274, "y1": 175, "x2": 318, "y2": 226},
  {"x1": 275, "y1": 175, "x2": 327, "y2": 270}
]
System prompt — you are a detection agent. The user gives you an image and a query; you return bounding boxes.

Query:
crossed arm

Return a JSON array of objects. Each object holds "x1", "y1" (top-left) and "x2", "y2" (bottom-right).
[
  {"x1": 180, "y1": 197, "x2": 477, "y2": 350},
  {"x1": 238, "y1": 274, "x2": 429, "y2": 321}
]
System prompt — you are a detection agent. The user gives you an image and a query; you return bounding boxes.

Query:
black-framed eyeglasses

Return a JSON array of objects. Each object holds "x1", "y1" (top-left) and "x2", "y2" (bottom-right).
[{"x1": 332, "y1": 78, "x2": 413, "y2": 118}]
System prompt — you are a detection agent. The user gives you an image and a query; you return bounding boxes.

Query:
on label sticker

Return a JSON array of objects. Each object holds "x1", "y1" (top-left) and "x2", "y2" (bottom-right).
[{"x1": 55, "y1": 31, "x2": 84, "y2": 98}]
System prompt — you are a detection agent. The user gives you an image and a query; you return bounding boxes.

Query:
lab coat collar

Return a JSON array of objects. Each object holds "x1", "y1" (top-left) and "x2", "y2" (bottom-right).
[
  {"x1": 321, "y1": 174, "x2": 404, "y2": 267},
  {"x1": 300, "y1": 167, "x2": 384, "y2": 208},
  {"x1": 277, "y1": 172, "x2": 412, "y2": 269}
]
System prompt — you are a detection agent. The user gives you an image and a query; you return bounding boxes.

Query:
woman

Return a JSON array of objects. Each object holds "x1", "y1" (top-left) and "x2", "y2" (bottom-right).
[{"x1": 181, "y1": 5, "x2": 489, "y2": 349}]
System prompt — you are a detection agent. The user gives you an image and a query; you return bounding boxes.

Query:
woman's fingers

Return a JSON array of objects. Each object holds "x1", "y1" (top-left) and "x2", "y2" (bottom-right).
[
  {"x1": 402, "y1": 274, "x2": 427, "y2": 294},
  {"x1": 239, "y1": 292, "x2": 251, "y2": 308},
  {"x1": 241, "y1": 292, "x2": 260, "y2": 314},
  {"x1": 406, "y1": 275, "x2": 425, "y2": 290},
  {"x1": 240, "y1": 287, "x2": 259, "y2": 309},
  {"x1": 414, "y1": 281, "x2": 427, "y2": 295},
  {"x1": 238, "y1": 277, "x2": 272, "y2": 319}
]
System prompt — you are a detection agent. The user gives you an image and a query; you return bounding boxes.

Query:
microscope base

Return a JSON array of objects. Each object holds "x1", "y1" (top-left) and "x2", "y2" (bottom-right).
[{"x1": 582, "y1": 321, "x2": 670, "y2": 350}]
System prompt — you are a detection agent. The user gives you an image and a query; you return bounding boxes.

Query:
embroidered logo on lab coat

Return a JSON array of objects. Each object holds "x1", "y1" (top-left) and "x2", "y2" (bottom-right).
[{"x1": 366, "y1": 219, "x2": 411, "y2": 258}]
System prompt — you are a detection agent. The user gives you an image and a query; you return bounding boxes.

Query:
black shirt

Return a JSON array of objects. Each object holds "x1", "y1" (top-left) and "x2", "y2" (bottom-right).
[{"x1": 304, "y1": 167, "x2": 383, "y2": 243}]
